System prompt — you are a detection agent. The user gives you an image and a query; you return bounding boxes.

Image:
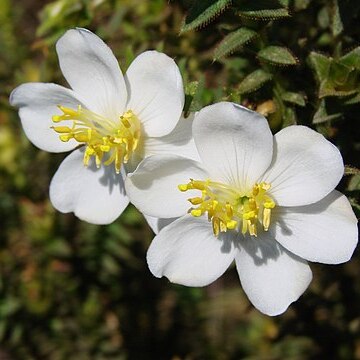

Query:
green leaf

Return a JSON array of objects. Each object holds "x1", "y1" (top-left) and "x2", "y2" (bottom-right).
[
  {"x1": 348, "y1": 174, "x2": 360, "y2": 191},
  {"x1": 281, "y1": 92, "x2": 306, "y2": 106},
  {"x1": 238, "y1": 69, "x2": 272, "y2": 94},
  {"x1": 344, "y1": 92, "x2": 360, "y2": 105},
  {"x1": 330, "y1": 0, "x2": 343, "y2": 37},
  {"x1": 308, "y1": 52, "x2": 331, "y2": 82},
  {"x1": 282, "y1": 107, "x2": 297, "y2": 126},
  {"x1": 309, "y1": 52, "x2": 360, "y2": 98},
  {"x1": 313, "y1": 100, "x2": 342, "y2": 124},
  {"x1": 340, "y1": 47, "x2": 360, "y2": 70},
  {"x1": 181, "y1": 0, "x2": 232, "y2": 33},
  {"x1": 329, "y1": 61, "x2": 353, "y2": 86},
  {"x1": 213, "y1": 27, "x2": 258, "y2": 60},
  {"x1": 257, "y1": 46, "x2": 298, "y2": 66},
  {"x1": 238, "y1": 0, "x2": 290, "y2": 20},
  {"x1": 319, "y1": 81, "x2": 357, "y2": 98}
]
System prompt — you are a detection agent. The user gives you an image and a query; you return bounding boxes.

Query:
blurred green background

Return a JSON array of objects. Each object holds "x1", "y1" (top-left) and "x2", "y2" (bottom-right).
[{"x1": 0, "y1": 0, "x2": 360, "y2": 359}]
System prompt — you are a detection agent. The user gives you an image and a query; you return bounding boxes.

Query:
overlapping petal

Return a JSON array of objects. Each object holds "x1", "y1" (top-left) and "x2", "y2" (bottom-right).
[
  {"x1": 144, "y1": 214, "x2": 178, "y2": 235},
  {"x1": 144, "y1": 113, "x2": 200, "y2": 162},
  {"x1": 272, "y1": 190, "x2": 358, "y2": 264},
  {"x1": 9, "y1": 83, "x2": 83, "y2": 152},
  {"x1": 262, "y1": 126, "x2": 344, "y2": 207},
  {"x1": 56, "y1": 28, "x2": 127, "y2": 120},
  {"x1": 125, "y1": 51, "x2": 184, "y2": 137},
  {"x1": 147, "y1": 215, "x2": 238, "y2": 286},
  {"x1": 125, "y1": 154, "x2": 209, "y2": 218},
  {"x1": 236, "y1": 235, "x2": 312, "y2": 316},
  {"x1": 50, "y1": 149, "x2": 129, "y2": 224},
  {"x1": 193, "y1": 102, "x2": 273, "y2": 191}
]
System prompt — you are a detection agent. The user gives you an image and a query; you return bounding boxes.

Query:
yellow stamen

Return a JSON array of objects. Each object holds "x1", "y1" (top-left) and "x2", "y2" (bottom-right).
[
  {"x1": 51, "y1": 106, "x2": 141, "y2": 173},
  {"x1": 179, "y1": 179, "x2": 276, "y2": 237}
]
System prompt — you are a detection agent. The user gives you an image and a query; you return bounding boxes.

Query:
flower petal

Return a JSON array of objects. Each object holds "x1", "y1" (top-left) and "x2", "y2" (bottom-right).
[
  {"x1": 147, "y1": 215, "x2": 238, "y2": 286},
  {"x1": 143, "y1": 214, "x2": 177, "y2": 235},
  {"x1": 125, "y1": 154, "x2": 209, "y2": 218},
  {"x1": 236, "y1": 235, "x2": 312, "y2": 316},
  {"x1": 144, "y1": 112, "x2": 200, "y2": 161},
  {"x1": 193, "y1": 102, "x2": 273, "y2": 191},
  {"x1": 50, "y1": 148, "x2": 129, "y2": 224},
  {"x1": 10, "y1": 83, "x2": 82, "y2": 152},
  {"x1": 56, "y1": 28, "x2": 127, "y2": 119},
  {"x1": 272, "y1": 190, "x2": 358, "y2": 264},
  {"x1": 125, "y1": 51, "x2": 184, "y2": 137},
  {"x1": 261, "y1": 126, "x2": 344, "y2": 206}
]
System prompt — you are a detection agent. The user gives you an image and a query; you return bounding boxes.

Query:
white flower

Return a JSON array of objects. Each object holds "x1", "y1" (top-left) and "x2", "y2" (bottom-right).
[
  {"x1": 125, "y1": 101, "x2": 358, "y2": 316},
  {"x1": 10, "y1": 28, "x2": 198, "y2": 225}
]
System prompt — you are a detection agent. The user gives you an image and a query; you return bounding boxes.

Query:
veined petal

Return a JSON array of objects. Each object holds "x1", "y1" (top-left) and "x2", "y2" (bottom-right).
[
  {"x1": 50, "y1": 148, "x2": 129, "y2": 224},
  {"x1": 236, "y1": 235, "x2": 312, "y2": 316},
  {"x1": 125, "y1": 154, "x2": 209, "y2": 218},
  {"x1": 125, "y1": 51, "x2": 184, "y2": 137},
  {"x1": 143, "y1": 214, "x2": 177, "y2": 235},
  {"x1": 10, "y1": 83, "x2": 82, "y2": 152},
  {"x1": 144, "y1": 113, "x2": 200, "y2": 162},
  {"x1": 56, "y1": 28, "x2": 127, "y2": 120},
  {"x1": 262, "y1": 126, "x2": 344, "y2": 206},
  {"x1": 272, "y1": 191, "x2": 358, "y2": 264},
  {"x1": 193, "y1": 102, "x2": 273, "y2": 191},
  {"x1": 147, "y1": 215, "x2": 238, "y2": 286}
]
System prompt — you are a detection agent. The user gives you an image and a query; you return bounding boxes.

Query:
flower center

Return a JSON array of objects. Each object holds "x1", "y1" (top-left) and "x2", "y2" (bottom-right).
[
  {"x1": 51, "y1": 105, "x2": 141, "y2": 173},
  {"x1": 178, "y1": 179, "x2": 276, "y2": 237}
]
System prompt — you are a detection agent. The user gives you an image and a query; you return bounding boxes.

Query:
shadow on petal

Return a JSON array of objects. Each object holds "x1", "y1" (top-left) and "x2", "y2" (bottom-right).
[{"x1": 239, "y1": 233, "x2": 282, "y2": 266}]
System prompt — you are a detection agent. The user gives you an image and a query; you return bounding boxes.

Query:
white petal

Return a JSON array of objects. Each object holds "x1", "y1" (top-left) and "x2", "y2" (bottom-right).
[
  {"x1": 144, "y1": 113, "x2": 200, "y2": 162},
  {"x1": 125, "y1": 51, "x2": 184, "y2": 137},
  {"x1": 272, "y1": 191, "x2": 358, "y2": 264},
  {"x1": 10, "y1": 83, "x2": 82, "y2": 152},
  {"x1": 262, "y1": 126, "x2": 344, "y2": 206},
  {"x1": 147, "y1": 215, "x2": 238, "y2": 286},
  {"x1": 50, "y1": 148, "x2": 129, "y2": 224},
  {"x1": 56, "y1": 28, "x2": 127, "y2": 119},
  {"x1": 143, "y1": 214, "x2": 177, "y2": 235},
  {"x1": 125, "y1": 154, "x2": 209, "y2": 218},
  {"x1": 193, "y1": 102, "x2": 273, "y2": 191},
  {"x1": 236, "y1": 235, "x2": 312, "y2": 316}
]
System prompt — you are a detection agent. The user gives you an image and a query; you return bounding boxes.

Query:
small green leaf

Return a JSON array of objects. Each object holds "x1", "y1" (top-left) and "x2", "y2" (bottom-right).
[
  {"x1": 238, "y1": 69, "x2": 272, "y2": 94},
  {"x1": 313, "y1": 99, "x2": 342, "y2": 124},
  {"x1": 329, "y1": 61, "x2": 353, "y2": 86},
  {"x1": 258, "y1": 46, "x2": 298, "y2": 66},
  {"x1": 340, "y1": 47, "x2": 360, "y2": 70},
  {"x1": 213, "y1": 27, "x2": 258, "y2": 60},
  {"x1": 238, "y1": 0, "x2": 290, "y2": 20},
  {"x1": 310, "y1": 52, "x2": 359, "y2": 98},
  {"x1": 344, "y1": 92, "x2": 360, "y2": 105},
  {"x1": 281, "y1": 92, "x2": 306, "y2": 106},
  {"x1": 181, "y1": 0, "x2": 232, "y2": 33},
  {"x1": 348, "y1": 174, "x2": 360, "y2": 191},
  {"x1": 308, "y1": 52, "x2": 331, "y2": 81},
  {"x1": 282, "y1": 107, "x2": 297, "y2": 127},
  {"x1": 331, "y1": 0, "x2": 343, "y2": 37}
]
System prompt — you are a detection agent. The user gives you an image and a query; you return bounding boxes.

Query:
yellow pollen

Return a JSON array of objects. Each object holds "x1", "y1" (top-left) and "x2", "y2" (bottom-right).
[
  {"x1": 179, "y1": 179, "x2": 276, "y2": 237},
  {"x1": 51, "y1": 105, "x2": 141, "y2": 173}
]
